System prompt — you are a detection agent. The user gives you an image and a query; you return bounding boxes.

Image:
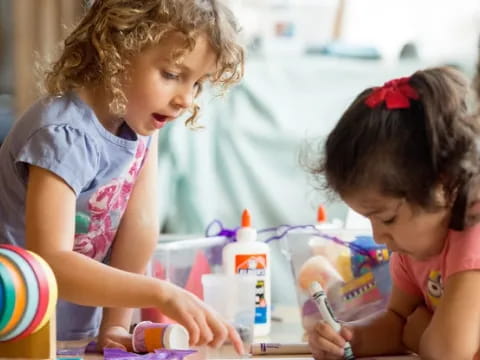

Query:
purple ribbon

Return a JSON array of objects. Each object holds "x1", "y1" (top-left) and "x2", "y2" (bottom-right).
[
  {"x1": 204, "y1": 219, "x2": 238, "y2": 241},
  {"x1": 204, "y1": 221, "x2": 376, "y2": 261},
  {"x1": 103, "y1": 348, "x2": 196, "y2": 360}
]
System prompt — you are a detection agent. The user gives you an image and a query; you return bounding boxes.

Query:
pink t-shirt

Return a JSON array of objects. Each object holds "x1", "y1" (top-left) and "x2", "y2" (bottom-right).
[{"x1": 390, "y1": 224, "x2": 480, "y2": 310}]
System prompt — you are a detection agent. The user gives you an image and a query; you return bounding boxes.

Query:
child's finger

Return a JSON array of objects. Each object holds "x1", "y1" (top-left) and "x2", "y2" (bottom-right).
[
  {"x1": 226, "y1": 321, "x2": 245, "y2": 355},
  {"x1": 180, "y1": 315, "x2": 200, "y2": 346},
  {"x1": 102, "y1": 339, "x2": 127, "y2": 351},
  {"x1": 309, "y1": 330, "x2": 345, "y2": 357},
  {"x1": 311, "y1": 350, "x2": 326, "y2": 360},
  {"x1": 192, "y1": 312, "x2": 214, "y2": 346},
  {"x1": 340, "y1": 326, "x2": 353, "y2": 341},
  {"x1": 314, "y1": 321, "x2": 346, "y2": 348},
  {"x1": 205, "y1": 314, "x2": 228, "y2": 349}
]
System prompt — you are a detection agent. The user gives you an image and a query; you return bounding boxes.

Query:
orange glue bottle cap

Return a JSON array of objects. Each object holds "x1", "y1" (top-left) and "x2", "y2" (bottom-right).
[
  {"x1": 241, "y1": 209, "x2": 251, "y2": 227},
  {"x1": 237, "y1": 209, "x2": 256, "y2": 242},
  {"x1": 317, "y1": 206, "x2": 327, "y2": 223}
]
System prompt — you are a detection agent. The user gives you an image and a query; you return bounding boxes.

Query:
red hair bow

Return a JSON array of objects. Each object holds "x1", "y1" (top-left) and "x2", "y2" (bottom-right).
[{"x1": 365, "y1": 76, "x2": 419, "y2": 109}]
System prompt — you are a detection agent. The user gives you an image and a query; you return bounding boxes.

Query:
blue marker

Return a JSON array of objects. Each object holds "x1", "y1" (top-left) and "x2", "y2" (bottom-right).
[{"x1": 309, "y1": 281, "x2": 355, "y2": 360}]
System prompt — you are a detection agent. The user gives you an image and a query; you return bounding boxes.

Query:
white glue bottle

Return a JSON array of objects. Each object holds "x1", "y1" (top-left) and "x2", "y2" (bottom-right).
[{"x1": 223, "y1": 209, "x2": 271, "y2": 336}]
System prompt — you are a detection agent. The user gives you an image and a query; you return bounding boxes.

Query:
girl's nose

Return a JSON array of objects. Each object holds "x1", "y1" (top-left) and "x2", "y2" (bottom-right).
[
  {"x1": 371, "y1": 224, "x2": 388, "y2": 245},
  {"x1": 172, "y1": 86, "x2": 194, "y2": 110}
]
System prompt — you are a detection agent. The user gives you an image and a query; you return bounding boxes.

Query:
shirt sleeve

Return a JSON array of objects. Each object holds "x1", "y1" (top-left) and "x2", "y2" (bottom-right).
[
  {"x1": 389, "y1": 252, "x2": 423, "y2": 296},
  {"x1": 445, "y1": 225, "x2": 480, "y2": 279},
  {"x1": 15, "y1": 124, "x2": 99, "y2": 195}
]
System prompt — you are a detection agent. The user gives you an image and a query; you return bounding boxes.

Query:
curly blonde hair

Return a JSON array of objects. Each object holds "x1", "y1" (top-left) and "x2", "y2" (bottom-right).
[
  {"x1": 45, "y1": 0, "x2": 244, "y2": 127},
  {"x1": 475, "y1": 46, "x2": 480, "y2": 105}
]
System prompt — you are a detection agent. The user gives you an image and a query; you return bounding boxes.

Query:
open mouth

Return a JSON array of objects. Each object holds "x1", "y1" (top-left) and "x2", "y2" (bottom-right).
[
  {"x1": 153, "y1": 113, "x2": 167, "y2": 123},
  {"x1": 152, "y1": 113, "x2": 169, "y2": 129}
]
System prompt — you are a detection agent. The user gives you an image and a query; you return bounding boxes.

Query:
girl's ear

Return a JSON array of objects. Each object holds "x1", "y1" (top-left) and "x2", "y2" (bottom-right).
[{"x1": 433, "y1": 183, "x2": 450, "y2": 207}]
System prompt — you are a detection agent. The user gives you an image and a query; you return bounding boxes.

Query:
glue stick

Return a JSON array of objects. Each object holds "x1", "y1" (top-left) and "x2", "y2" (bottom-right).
[{"x1": 132, "y1": 321, "x2": 189, "y2": 353}]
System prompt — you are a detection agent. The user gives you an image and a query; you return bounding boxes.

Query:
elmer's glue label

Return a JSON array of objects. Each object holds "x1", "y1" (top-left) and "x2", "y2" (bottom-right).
[{"x1": 222, "y1": 209, "x2": 271, "y2": 336}]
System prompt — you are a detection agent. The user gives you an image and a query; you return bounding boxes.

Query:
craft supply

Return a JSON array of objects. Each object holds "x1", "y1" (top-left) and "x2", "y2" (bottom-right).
[
  {"x1": 29, "y1": 251, "x2": 58, "y2": 331},
  {"x1": 0, "y1": 255, "x2": 26, "y2": 336},
  {"x1": 0, "y1": 248, "x2": 39, "y2": 340},
  {"x1": 0, "y1": 244, "x2": 58, "y2": 359},
  {"x1": 222, "y1": 209, "x2": 271, "y2": 336},
  {"x1": 309, "y1": 281, "x2": 355, "y2": 360},
  {"x1": 132, "y1": 321, "x2": 189, "y2": 353},
  {"x1": 250, "y1": 342, "x2": 311, "y2": 355},
  {"x1": 104, "y1": 347, "x2": 196, "y2": 360}
]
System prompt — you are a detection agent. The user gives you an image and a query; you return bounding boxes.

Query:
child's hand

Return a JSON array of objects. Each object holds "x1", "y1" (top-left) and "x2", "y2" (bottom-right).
[
  {"x1": 157, "y1": 281, "x2": 244, "y2": 354},
  {"x1": 402, "y1": 305, "x2": 432, "y2": 354},
  {"x1": 97, "y1": 325, "x2": 133, "y2": 352},
  {"x1": 308, "y1": 320, "x2": 354, "y2": 360}
]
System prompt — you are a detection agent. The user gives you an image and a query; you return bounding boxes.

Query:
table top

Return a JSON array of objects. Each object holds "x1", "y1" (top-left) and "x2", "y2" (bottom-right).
[
  {"x1": 58, "y1": 354, "x2": 418, "y2": 360},
  {"x1": 0, "y1": 307, "x2": 418, "y2": 359}
]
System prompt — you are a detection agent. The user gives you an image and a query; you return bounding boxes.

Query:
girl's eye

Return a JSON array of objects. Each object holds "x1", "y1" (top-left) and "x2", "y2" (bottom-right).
[
  {"x1": 162, "y1": 71, "x2": 179, "y2": 80},
  {"x1": 382, "y1": 216, "x2": 396, "y2": 225}
]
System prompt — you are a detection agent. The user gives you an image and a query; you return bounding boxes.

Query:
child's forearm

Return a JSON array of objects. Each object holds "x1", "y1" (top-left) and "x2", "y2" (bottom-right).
[
  {"x1": 100, "y1": 307, "x2": 134, "y2": 332},
  {"x1": 419, "y1": 320, "x2": 480, "y2": 360},
  {"x1": 43, "y1": 250, "x2": 167, "y2": 308},
  {"x1": 348, "y1": 309, "x2": 408, "y2": 357},
  {"x1": 402, "y1": 305, "x2": 432, "y2": 354}
]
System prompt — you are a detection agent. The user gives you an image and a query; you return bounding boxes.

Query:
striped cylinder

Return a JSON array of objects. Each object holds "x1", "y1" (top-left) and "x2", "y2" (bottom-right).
[{"x1": 0, "y1": 244, "x2": 57, "y2": 341}]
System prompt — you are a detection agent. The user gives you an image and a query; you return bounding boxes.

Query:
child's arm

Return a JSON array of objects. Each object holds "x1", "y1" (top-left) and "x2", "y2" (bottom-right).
[
  {"x1": 98, "y1": 133, "x2": 160, "y2": 349},
  {"x1": 309, "y1": 284, "x2": 422, "y2": 358},
  {"x1": 402, "y1": 304, "x2": 432, "y2": 354},
  {"x1": 24, "y1": 146, "x2": 243, "y2": 352},
  {"x1": 419, "y1": 270, "x2": 480, "y2": 360},
  {"x1": 348, "y1": 284, "x2": 422, "y2": 356},
  {"x1": 24, "y1": 156, "x2": 164, "y2": 310}
]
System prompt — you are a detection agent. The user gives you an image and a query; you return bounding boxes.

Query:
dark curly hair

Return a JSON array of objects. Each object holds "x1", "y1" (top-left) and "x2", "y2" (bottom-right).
[
  {"x1": 44, "y1": 0, "x2": 244, "y2": 127},
  {"x1": 310, "y1": 67, "x2": 480, "y2": 230}
]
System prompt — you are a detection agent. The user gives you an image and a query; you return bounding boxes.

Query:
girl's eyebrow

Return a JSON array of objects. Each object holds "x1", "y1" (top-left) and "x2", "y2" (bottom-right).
[
  {"x1": 173, "y1": 63, "x2": 213, "y2": 78},
  {"x1": 364, "y1": 208, "x2": 387, "y2": 217},
  {"x1": 364, "y1": 199, "x2": 403, "y2": 217}
]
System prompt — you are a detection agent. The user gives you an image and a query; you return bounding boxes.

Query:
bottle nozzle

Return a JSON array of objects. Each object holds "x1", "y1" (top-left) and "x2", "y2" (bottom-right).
[
  {"x1": 241, "y1": 209, "x2": 251, "y2": 227},
  {"x1": 317, "y1": 206, "x2": 327, "y2": 223}
]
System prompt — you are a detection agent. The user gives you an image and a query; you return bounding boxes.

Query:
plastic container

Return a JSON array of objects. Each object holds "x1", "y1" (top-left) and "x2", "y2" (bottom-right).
[
  {"x1": 132, "y1": 321, "x2": 189, "y2": 353},
  {"x1": 281, "y1": 228, "x2": 391, "y2": 331},
  {"x1": 201, "y1": 274, "x2": 256, "y2": 348},
  {"x1": 142, "y1": 235, "x2": 228, "y2": 322},
  {"x1": 222, "y1": 210, "x2": 271, "y2": 336}
]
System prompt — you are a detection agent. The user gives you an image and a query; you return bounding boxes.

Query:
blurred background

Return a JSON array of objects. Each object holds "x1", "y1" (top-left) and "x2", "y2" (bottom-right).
[{"x1": 1, "y1": 0, "x2": 480, "y2": 305}]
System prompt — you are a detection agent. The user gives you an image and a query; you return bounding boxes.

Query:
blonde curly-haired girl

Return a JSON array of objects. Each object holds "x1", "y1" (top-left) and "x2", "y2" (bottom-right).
[{"x1": 0, "y1": 0, "x2": 244, "y2": 353}]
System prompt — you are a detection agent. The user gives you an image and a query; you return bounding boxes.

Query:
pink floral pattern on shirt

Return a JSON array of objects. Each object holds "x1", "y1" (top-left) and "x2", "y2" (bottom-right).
[{"x1": 73, "y1": 140, "x2": 148, "y2": 261}]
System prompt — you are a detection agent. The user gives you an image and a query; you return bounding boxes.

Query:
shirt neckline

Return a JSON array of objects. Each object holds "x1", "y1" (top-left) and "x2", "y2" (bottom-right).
[{"x1": 68, "y1": 91, "x2": 139, "y2": 149}]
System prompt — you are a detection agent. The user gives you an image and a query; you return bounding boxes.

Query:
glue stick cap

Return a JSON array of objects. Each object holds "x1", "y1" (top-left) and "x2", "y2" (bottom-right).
[
  {"x1": 132, "y1": 321, "x2": 189, "y2": 352},
  {"x1": 236, "y1": 209, "x2": 257, "y2": 242},
  {"x1": 164, "y1": 324, "x2": 189, "y2": 349}
]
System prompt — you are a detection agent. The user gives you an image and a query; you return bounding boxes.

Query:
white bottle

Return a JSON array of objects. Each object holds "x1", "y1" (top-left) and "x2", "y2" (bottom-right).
[{"x1": 223, "y1": 209, "x2": 271, "y2": 336}]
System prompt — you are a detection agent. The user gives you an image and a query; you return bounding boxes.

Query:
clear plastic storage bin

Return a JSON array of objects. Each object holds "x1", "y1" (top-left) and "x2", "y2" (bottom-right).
[
  {"x1": 281, "y1": 228, "x2": 391, "y2": 332},
  {"x1": 142, "y1": 235, "x2": 229, "y2": 322}
]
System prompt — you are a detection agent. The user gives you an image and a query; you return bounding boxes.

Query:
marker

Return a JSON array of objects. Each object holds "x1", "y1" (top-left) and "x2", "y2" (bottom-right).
[
  {"x1": 309, "y1": 281, "x2": 355, "y2": 360},
  {"x1": 250, "y1": 342, "x2": 311, "y2": 355}
]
